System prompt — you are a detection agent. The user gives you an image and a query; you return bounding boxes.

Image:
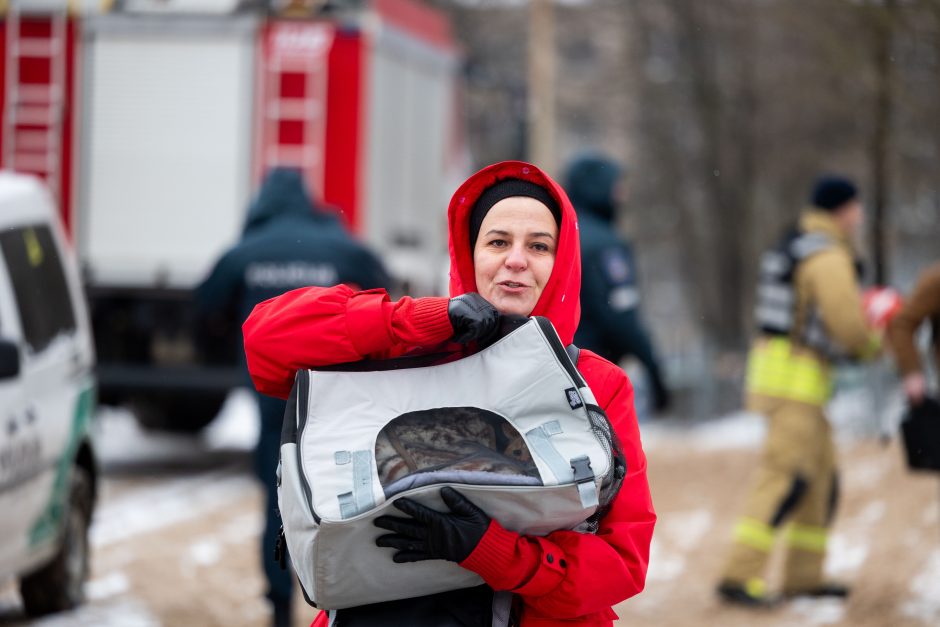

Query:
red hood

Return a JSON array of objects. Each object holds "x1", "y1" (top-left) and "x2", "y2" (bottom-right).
[{"x1": 447, "y1": 161, "x2": 581, "y2": 345}]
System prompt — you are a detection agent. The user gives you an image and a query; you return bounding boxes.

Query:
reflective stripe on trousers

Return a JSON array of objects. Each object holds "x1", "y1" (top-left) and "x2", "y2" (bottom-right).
[
  {"x1": 745, "y1": 337, "x2": 832, "y2": 406},
  {"x1": 785, "y1": 523, "x2": 828, "y2": 553}
]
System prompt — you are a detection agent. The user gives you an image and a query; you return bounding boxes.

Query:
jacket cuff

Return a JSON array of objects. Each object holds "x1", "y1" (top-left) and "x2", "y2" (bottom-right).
[
  {"x1": 407, "y1": 297, "x2": 453, "y2": 344},
  {"x1": 460, "y1": 520, "x2": 531, "y2": 591},
  {"x1": 510, "y1": 536, "x2": 567, "y2": 597}
]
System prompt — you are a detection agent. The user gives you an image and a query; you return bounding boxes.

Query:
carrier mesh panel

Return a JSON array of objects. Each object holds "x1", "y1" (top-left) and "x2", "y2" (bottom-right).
[
  {"x1": 584, "y1": 406, "x2": 627, "y2": 532},
  {"x1": 375, "y1": 407, "x2": 540, "y2": 496}
]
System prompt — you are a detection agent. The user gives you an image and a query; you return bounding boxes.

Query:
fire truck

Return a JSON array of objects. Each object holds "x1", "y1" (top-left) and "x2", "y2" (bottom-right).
[{"x1": 1, "y1": 0, "x2": 465, "y2": 430}]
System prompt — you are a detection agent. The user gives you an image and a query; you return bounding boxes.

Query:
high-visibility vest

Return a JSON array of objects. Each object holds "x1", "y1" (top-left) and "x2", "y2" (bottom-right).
[{"x1": 746, "y1": 337, "x2": 833, "y2": 405}]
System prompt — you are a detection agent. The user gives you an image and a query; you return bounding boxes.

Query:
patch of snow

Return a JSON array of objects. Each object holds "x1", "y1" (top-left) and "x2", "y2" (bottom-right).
[
  {"x1": 787, "y1": 597, "x2": 847, "y2": 625},
  {"x1": 187, "y1": 539, "x2": 222, "y2": 567},
  {"x1": 852, "y1": 500, "x2": 886, "y2": 527},
  {"x1": 201, "y1": 388, "x2": 259, "y2": 451},
  {"x1": 91, "y1": 469, "x2": 256, "y2": 548},
  {"x1": 843, "y1": 456, "x2": 892, "y2": 494},
  {"x1": 645, "y1": 539, "x2": 685, "y2": 582},
  {"x1": 643, "y1": 411, "x2": 766, "y2": 451},
  {"x1": 29, "y1": 598, "x2": 160, "y2": 626},
  {"x1": 688, "y1": 411, "x2": 766, "y2": 450},
  {"x1": 219, "y1": 511, "x2": 263, "y2": 542},
  {"x1": 659, "y1": 509, "x2": 713, "y2": 552},
  {"x1": 824, "y1": 533, "x2": 868, "y2": 577},
  {"x1": 95, "y1": 546, "x2": 138, "y2": 572},
  {"x1": 902, "y1": 549, "x2": 940, "y2": 624},
  {"x1": 94, "y1": 407, "x2": 208, "y2": 468},
  {"x1": 94, "y1": 388, "x2": 258, "y2": 468},
  {"x1": 86, "y1": 572, "x2": 130, "y2": 601}
]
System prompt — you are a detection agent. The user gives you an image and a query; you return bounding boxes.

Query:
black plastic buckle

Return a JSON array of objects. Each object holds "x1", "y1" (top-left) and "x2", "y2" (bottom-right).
[{"x1": 570, "y1": 455, "x2": 593, "y2": 483}]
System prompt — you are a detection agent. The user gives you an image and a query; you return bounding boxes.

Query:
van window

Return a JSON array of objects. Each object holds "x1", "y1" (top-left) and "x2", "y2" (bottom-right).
[{"x1": 0, "y1": 225, "x2": 76, "y2": 353}]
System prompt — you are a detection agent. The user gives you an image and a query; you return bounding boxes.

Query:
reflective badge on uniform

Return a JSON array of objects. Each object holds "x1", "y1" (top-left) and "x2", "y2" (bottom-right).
[
  {"x1": 602, "y1": 249, "x2": 632, "y2": 284},
  {"x1": 609, "y1": 286, "x2": 640, "y2": 312}
]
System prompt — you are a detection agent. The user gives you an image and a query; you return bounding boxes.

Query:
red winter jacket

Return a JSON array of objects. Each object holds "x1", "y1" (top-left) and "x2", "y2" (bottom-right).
[{"x1": 243, "y1": 161, "x2": 656, "y2": 626}]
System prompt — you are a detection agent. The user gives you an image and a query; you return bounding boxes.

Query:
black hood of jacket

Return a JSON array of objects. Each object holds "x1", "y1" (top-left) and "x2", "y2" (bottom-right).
[
  {"x1": 243, "y1": 167, "x2": 339, "y2": 235},
  {"x1": 563, "y1": 154, "x2": 622, "y2": 223}
]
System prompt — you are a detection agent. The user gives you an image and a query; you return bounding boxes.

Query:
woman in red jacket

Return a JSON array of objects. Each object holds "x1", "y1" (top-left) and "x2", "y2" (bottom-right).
[{"x1": 243, "y1": 161, "x2": 655, "y2": 627}]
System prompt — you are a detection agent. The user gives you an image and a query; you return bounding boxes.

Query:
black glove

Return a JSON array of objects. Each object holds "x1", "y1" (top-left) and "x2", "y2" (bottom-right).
[
  {"x1": 448, "y1": 293, "x2": 500, "y2": 344},
  {"x1": 374, "y1": 487, "x2": 491, "y2": 564}
]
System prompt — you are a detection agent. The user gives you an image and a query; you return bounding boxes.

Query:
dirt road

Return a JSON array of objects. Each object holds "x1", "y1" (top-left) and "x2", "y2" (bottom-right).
[{"x1": 0, "y1": 400, "x2": 937, "y2": 627}]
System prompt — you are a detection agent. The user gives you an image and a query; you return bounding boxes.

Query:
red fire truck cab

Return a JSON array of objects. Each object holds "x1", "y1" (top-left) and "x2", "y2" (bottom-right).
[{"x1": 1, "y1": 0, "x2": 465, "y2": 430}]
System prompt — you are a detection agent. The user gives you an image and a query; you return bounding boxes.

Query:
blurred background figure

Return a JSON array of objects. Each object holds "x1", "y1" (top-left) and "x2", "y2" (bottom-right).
[
  {"x1": 717, "y1": 175, "x2": 882, "y2": 607},
  {"x1": 887, "y1": 261, "x2": 940, "y2": 407},
  {"x1": 564, "y1": 153, "x2": 670, "y2": 415},
  {"x1": 195, "y1": 167, "x2": 390, "y2": 627}
]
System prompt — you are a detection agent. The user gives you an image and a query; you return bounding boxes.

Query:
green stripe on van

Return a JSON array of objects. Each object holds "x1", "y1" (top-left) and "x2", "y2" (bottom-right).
[{"x1": 28, "y1": 380, "x2": 96, "y2": 547}]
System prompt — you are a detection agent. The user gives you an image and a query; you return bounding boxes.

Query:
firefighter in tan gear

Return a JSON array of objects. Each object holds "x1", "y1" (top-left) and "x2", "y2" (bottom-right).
[{"x1": 717, "y1": 176, "x2": 882, "y2": 606}]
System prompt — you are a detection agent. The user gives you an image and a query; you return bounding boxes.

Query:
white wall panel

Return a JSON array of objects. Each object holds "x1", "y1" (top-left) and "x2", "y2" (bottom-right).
[{"x1": 82, "y1": 27, "x2": 255, "y2": 287}]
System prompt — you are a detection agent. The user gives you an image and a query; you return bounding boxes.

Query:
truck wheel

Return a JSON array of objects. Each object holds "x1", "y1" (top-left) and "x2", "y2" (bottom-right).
[
  {"x1": 20, "y1": 466, "x2": 93, "y2": 616},
  {"x1": 132, "y1": 393, "x2": 226, "y2": 433}
]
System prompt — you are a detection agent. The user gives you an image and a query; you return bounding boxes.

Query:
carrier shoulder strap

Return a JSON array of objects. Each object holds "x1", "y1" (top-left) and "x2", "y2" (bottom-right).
[
  {"x1": 533, "y1": 317, "x2": 586, "y2": 387},
  {"x1": 565, "y1": 344, "x2": 580, "y2": 367}
]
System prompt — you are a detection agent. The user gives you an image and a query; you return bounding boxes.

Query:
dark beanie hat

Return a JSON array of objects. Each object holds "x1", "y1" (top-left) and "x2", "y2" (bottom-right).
[
  {"x1": 811, "y1": 176, "x2": 858, "y2": 212},
  {"x1": 469, "y1": 178, "x2": 562, "y2": 249}
]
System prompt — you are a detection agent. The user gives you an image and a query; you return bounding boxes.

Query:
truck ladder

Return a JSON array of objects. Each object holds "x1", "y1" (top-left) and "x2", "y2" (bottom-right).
[
  {"x1": 261, "y1": 24, "x2": 331, "y2": 195},
  {"x1": 3, "y1": 0, "x2": 68, "y2": 201}
]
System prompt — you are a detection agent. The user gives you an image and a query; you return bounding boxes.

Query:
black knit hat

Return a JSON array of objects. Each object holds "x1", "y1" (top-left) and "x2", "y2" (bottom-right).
[
  {"x1": 469, "y1": 178, "x2": 562, "y2": 249},
  {"x1": 811, "y1": 176, "x2": 858, "y2": 212}
]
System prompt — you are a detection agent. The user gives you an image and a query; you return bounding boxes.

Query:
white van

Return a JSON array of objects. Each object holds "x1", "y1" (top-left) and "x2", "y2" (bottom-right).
[{"x1": 0, "y1": 172, "x2": 98, "y2": 616}]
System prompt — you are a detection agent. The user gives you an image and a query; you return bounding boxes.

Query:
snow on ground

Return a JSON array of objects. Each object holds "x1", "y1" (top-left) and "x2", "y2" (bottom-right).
[
  {"x1": 901, "y1": 549, "x2": 940, "y2": 624},
  {"x1": 642, "y1": 410, "x2": 766, "y2": 451},
  {"x1": 94, "y1": 388, "x2": 258, "y2": 469},
  {"x1": 91, "y1": 469, "x2": 255, "y2": 548},
  {"x1": 202, "y1": 388, "x2": 260, "y2": 452},
  {"x1": 27, "y1": 599, "x2": 160, "y2": 627}
]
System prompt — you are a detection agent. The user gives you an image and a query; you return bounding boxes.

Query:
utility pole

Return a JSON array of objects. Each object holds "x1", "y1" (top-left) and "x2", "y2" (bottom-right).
[{"x1": 528, "y1": 0, "x2": 556, "y2": 174}]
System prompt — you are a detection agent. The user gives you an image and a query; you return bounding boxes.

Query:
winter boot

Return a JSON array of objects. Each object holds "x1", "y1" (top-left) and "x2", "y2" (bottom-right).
[
  {"x1": 717, "y1": 579, "x2": 778, "y2": 608},
  {"x1": 783, "y1": 582, "x2": 851, "y2": 599}
]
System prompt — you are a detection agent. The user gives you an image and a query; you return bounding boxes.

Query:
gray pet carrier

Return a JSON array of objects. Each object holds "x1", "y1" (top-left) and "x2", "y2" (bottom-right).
[{"x1": 277, "y1": 317, "x2": 625, "y2": 610}]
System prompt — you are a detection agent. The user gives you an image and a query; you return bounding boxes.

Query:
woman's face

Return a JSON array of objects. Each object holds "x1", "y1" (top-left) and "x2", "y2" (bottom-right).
[{"x1": 473, "y1": 196, "x2": 558, "y2": 317}]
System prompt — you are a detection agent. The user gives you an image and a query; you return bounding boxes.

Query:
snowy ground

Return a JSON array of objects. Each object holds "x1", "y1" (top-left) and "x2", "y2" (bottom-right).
[{"x1": 0, "y1": 384, "x2": 937, "y2": 626}]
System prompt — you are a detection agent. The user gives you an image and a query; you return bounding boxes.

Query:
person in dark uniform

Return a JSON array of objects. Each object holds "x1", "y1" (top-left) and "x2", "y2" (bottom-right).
[
  {"x1": 564, "y1": 153, "x2": 670, "y2": 413},
  {"x1": 195, "y1": 167, "x2": 390, "y2": 627}
]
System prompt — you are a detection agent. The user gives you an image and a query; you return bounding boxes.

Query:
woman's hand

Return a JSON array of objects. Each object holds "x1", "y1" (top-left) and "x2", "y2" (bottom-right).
[
  {"x1": 374, "y1": 487, "x2": 491, "y2": 563},
  {"x1": 448, "y1": 293, "x2": 500, "y2": 344}
]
